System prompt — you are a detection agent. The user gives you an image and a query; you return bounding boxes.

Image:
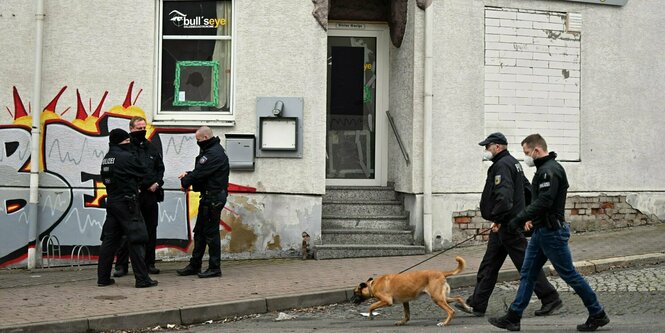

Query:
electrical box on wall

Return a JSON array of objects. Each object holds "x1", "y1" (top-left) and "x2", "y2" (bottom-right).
[
  {"x1": 255, "y1": 97, "x2": 304, "y2": 158},
  {"x1": 224, "y1": 134, "x2": 255, "y2": 170}
]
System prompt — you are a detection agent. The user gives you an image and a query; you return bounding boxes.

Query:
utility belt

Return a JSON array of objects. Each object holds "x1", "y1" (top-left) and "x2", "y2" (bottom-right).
[
  {"x1": 543, "y1": 214, "x2": 568, "y2": 230},
  {"x1": 200, "y1": 190, "x2": 227, "y2": 207}
]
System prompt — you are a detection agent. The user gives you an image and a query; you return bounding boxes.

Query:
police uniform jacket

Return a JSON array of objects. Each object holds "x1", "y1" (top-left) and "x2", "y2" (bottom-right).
[
  {"x1": 511, "y1": 152, "x2": 568, "y2": 229},
  {"x1": 131, "y1": 136, "x2": 165, "y2": 191},
  {"x1": 480, "y1": 149, "x2": 528, "y2": 224},
  {"x1": 100, "y1": 143, "x2": 146, "y2": 202},
  {"x1": 180, "y1": 136, "x2": 229, "y2": 195}
]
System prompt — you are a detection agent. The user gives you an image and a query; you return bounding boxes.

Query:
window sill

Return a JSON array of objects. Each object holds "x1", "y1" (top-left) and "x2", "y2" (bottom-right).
[{"x1": 151, "y1": 118, "x2": 235, "y2": 127}]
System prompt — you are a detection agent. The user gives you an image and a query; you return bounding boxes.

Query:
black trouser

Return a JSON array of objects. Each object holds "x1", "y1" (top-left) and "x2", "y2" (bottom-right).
[
  {"x1": 189, "y1": 192, "x2": 227, "y2": 270},
  {"x1": 467, "y1": 225, "x2": 560, "y2": 313},
  {"x1": 97, "y1": 199, "x2": 150, "y2": 284},
  {"x1": 115, "y1": 191, "x2": 159, "y2": 269}
]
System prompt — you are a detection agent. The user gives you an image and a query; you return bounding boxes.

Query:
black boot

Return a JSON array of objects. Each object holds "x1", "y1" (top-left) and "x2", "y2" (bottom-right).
[
  {"x1": 113, "y1": 266, "x2": 128, "y2": 277},
  {"x1": 488, "y1": 309, "x2": 521, "y2": 331},
  {"x1": 176, "y1": 264, "x2": 200, "y2": 276},
  {"x1": 148, "y1": 265, "x2": 160, "y2": 274},
  {"x1": 577, "y1": 310, "x2": 610, "y2": 332},
  {"x1": 135, "y1": 279, "x2": 159, "y2": 288},
  {"x1": 535, "y1": 298, "x2": 563, "y2": 316},
  {"x1": 198, "y1": 268, "x2": 222, "y2": 278}
]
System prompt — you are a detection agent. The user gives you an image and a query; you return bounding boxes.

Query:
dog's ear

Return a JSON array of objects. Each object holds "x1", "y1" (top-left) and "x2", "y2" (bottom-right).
[
  {"x1": 359, "y1": 282, "x2": 367, "y2": 289},
  {"x1": 366, "y1": 277, "x2": 374, "y2": 282}
]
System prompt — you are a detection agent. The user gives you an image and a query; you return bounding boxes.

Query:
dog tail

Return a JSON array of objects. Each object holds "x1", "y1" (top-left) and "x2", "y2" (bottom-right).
[{"x1": 444, "y1": 256, "x2": 466, "y2": 277}]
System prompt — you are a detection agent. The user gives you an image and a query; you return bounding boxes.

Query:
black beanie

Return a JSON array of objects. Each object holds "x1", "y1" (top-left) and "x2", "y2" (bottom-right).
[{"x1": 109, "y1": 128, "x2": 130, "y2": 144}]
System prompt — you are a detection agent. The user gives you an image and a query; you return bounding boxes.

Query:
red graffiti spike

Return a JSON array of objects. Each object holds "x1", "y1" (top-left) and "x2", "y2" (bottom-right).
[
  {"x1": 227, "y1": 183, "x2": 257, "y2": 193},
  {"x1": 75, "y1": 89, "x2": 88, "y2": 120},
  {"x1": 12, "y1": 86, "x2": 28, "y2": 119},
  {"x1": 43, "y1": 86, "x2": 67, "y2": 113},
  {"x1": 92, "y1": 91, "x2": 109, "y2": 117},
  {"x1": 220, "y1": 220, "x2": 232, "y2": 232},
  {"x1": 122, "y1": 81, "x2": 135, "y2": 109}
]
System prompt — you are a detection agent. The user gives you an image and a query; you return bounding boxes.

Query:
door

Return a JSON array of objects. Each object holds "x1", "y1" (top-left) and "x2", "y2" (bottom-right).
[{"x1": 326, "y1": 23, "x2": 389, "y2": 186}]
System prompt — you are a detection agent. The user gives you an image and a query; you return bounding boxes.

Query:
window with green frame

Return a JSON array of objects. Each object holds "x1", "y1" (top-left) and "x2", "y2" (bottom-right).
[{"x1": 159, "y1": 0, "x2": 232, "y2": 119}]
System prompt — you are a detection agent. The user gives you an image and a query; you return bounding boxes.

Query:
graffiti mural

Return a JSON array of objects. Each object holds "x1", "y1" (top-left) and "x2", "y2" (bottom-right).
[{"x1": 0, "y1": 82, "x2": 260, "y2": 267}]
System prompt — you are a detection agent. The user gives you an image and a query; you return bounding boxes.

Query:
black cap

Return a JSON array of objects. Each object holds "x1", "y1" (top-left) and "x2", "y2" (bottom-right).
[
  {"x1": 109, "y1": 128, "x2": 130, "y2": 144},
  {"x1": 478, "y1": 132, "x2": 508, "y2": 146}
]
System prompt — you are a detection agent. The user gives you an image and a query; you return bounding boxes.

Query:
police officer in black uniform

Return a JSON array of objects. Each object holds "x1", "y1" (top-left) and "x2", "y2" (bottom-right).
[
  {"x1": 114, "y1": 117, "x2": 165, "y2": 277},
  {"x1": 457, "y1": 132, "x2": 561, "y2": 317},
  {"x1": 97, "y1": 128, "x2": 158, "y2": 288},
  {"x1": 176, "y1": 126, "x2": 229, "y2": 278},
  {"x1": 489, "y1": 134, "x2": 609, "y2": 332}
]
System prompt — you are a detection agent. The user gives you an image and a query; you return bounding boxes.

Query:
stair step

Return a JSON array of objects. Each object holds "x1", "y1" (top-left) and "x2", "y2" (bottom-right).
[
  {"x1": 314, "y1": 244, "x2": 426, "y2": 260},
  {"x1": 322, "y1": 215, "x2": 410, "y2": 230},
  {"x1": 322, "y1": 229, "x2": 415, "y2": 245},
  {"x1": 322, "y1": 200, "x2": 404, "y2": 216},
  {"x1": 324, "y1": 186, "x2": 398, "y2": 201}
]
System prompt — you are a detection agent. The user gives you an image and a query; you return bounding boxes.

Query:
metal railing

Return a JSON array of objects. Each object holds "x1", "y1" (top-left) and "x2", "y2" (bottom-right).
[{"x1": 386, "y1": 110, "x2": 410, "y2": 165}]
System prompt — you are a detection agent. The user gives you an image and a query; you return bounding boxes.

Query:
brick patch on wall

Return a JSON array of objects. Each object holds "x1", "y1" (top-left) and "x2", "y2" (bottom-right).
[{"x1": 452, "y1": 195, "x2": 662, "y2": 245}]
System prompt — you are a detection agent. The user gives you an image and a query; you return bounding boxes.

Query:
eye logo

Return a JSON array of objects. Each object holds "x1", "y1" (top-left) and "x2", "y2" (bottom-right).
[{"x1": 169, "y1": 10, "x2": 187, "y2": 27}]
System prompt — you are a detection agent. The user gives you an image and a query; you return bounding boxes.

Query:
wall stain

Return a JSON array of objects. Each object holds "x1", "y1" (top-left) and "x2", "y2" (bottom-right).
[
  {"x1": 221, "y1": 212, "x2": 257, "y2": 253},
  {"x1": 266, "y1": 234, "x2": 281, "y2": 250}
]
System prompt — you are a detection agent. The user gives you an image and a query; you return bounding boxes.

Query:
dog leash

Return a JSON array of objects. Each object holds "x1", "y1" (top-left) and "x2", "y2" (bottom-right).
[{"x1": 398, "y1": 227, "x2": 491, "y2": 274}]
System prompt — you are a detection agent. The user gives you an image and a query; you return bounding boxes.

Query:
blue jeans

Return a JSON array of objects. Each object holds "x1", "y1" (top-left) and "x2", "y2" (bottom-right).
[{"x1": 510, "y1": 223, "x2": 603, "y2": 316}]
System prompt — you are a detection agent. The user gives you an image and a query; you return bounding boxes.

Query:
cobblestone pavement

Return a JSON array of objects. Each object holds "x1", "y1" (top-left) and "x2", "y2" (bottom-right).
[{"x1": 167, "y1": 263, "x2": 665, "y2": 333}]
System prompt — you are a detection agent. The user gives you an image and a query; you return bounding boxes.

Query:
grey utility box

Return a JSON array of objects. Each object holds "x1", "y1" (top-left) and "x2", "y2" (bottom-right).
[
  {"x1": 255, "y1": 97, "x2": 304, "y2": 158},
  {"x1": 225, "y1": 134, "x2": 255, "y2": 171}
]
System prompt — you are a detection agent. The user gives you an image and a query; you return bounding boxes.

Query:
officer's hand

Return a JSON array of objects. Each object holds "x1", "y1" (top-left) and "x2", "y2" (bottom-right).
[
  {"x1": 524, "y1": 221, "x2": 533, "y2": 232},
  {"x1": 148, "y1": 183, "x2": 159, "y2": 192},
  {"x1": 490, "y1": 223, "x2": 501, "y2": 233},
  {"x1": 178, "y1": 172, "x2": 187, "y2": 179}
]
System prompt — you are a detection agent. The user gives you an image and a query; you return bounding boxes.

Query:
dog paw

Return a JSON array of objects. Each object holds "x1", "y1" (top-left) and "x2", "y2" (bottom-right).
[
  {"x1": 394, "y1": 321, "x2": 407, "y2": 326},
  {"x1": 436, "y1": 322, "x2": 449, "y2": 327}
]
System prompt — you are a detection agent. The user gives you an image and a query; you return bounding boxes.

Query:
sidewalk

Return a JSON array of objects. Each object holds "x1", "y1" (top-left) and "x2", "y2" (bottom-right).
[{"x1": 1, "y1": 224, "x2": 664, "y2": 333}]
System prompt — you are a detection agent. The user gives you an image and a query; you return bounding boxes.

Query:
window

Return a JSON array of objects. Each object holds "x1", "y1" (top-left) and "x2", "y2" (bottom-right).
[{"x1": 156, "y1": 0, "x2": 233, "y2": 125}]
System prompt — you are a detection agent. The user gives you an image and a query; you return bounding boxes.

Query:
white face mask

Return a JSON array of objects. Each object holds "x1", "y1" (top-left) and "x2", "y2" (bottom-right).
[
  {"x1": 482, "y1": 150, "x2": 493, "y2": 161},
  {"x1": 524, "y1": 150, "x2": 536, "y2": 167}
]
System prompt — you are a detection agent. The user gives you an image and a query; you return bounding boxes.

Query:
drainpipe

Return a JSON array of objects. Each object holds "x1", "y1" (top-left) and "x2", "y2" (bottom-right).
[
  {"x1": 422, "y1": 1, "x2": 433, "y2": 252},
  {"x1": 27, "y1": 0, "x2": 46, "y2": 269}
]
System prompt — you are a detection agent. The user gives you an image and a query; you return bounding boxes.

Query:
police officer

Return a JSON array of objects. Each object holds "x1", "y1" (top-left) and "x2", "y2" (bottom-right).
[
  {"x1": 489, "y1": 134, "x2": 609, "y2": 332},
  {"x1": 97, "y1": 128, "x2": 158, "y2": 288},
  {"x1": 176, "y1": 126, "x2": 229, "y2": 278},
  {"x1": 114, "y1": 116, "x2": 165, "y2": 277},
  {"x1": 457, "y1": 132, "x2": 561, "y2": 317}
]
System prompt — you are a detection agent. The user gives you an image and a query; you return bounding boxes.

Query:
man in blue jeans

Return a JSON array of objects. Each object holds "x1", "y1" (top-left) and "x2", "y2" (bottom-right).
[{"x1": 488, "y1": 134, "x2": 610, "y2": 332}]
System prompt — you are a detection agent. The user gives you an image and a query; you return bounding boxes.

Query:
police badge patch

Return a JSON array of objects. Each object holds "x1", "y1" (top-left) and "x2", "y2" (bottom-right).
[
  {"x1": 199, "y1": 156, "x2": 208, "y2": 164},
  {"x1": 495, "y1": 175, "x2": 501, "y2": 185}
]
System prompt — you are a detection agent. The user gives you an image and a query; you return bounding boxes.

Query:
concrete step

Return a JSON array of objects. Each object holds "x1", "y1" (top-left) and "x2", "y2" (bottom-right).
[
  {"x1": 314, "y1": 244, "x2": 426, "y2": 260},
  {"x1": 322, "y1": 229, "x2": 415, "y2": 245},
  {"x1": 322, "y1": 200, "x2": 404, "y2": 216},
  {"x1": 323, "y1": 186, "x2": 398, "y2": 202},
  {"x1": 321, "y1": 215, "x2": 410, "y2": 230}
]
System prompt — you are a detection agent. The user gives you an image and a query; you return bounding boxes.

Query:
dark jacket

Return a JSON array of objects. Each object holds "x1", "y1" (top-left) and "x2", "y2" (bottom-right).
[
  {"x1": 480, "y1": 149, "x2": 529, "y2": 224},
  {"x1": 131, "y1": 136, "x2": 165, "y2": 191},
  {"x1": 180, "y1": 136, "x2": 229, "y2": 195},
  {"x1": 100, "y1": 143, "x2": 146, "y2": 202},
  {"x1": 511, "y1": 152, "x2": 568, "y2": 229}
]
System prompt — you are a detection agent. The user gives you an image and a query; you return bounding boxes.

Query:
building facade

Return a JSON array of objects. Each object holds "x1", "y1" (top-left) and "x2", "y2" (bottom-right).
[{"x1": 0, "y1": 0, "x2": 662, "y2": 267}]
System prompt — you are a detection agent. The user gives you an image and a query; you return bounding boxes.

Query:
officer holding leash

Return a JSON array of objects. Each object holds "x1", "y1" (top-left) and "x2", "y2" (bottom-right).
[
  {"x1": 489, "y1": 134, "x2": 609, "y2": 332},
  {"x1": 177, "y1": 126, "x2": 229, "y2": 278},
  {"x1": 97, "y1": 129, "x2": 158, "y2": 288},
  {"x1": 457, "y1": 132, "x2": 561, "y2": 317}
]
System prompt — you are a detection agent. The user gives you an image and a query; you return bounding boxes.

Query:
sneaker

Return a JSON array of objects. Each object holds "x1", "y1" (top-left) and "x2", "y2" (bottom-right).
[
  {"x1": 148, "y1": 265, "x2": 160, "y2": 274},
  {"x1": 488, "y1": 310, "x2": 521, "y2": 331},
  {"x1": 97, "y1": 279, "x2": 115, "y2": 287},
  {"x1": 454, "y1": 302, "x2": 484, "y2": 317},
  {"x1": 197, "y1": 269, "x2": 222, "y2": 278},
  {"x1": 135, "y1": 279, "x2": 159, "y2": 288},
  {"x1": 112, "y1": 267, "x2": 128, "y2": 278},
  {"x1": 176, "y1": 264, "x2": 200, "y2": 276},
  {"x1": 535, "y1": 299, "x2": 563, "y2": 316},
  {"x1": 577, "y1": 311, "x2": 610, "y2": 332}
]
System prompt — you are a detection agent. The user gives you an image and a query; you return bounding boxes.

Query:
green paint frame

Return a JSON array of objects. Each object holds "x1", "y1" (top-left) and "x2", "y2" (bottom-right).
[{"x1": 173, "y1": 60, "x2": 219, "y2": 107}]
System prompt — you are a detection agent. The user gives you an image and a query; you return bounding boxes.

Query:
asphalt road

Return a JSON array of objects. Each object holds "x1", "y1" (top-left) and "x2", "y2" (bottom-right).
[{"x1": 107, "y1": 263, "x2": 665, "y2": 333}]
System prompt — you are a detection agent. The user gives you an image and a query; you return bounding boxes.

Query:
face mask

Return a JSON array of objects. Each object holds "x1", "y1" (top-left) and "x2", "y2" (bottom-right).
[
  {"x1": 524, "y1": 150, "x2": 535, "y2": 167},
  {"x1": 130, "y1": 130, "x2": 146, "y2": 141},
  {"x1": 482, "y1": 150, "x2": 493, "y2": 161}
]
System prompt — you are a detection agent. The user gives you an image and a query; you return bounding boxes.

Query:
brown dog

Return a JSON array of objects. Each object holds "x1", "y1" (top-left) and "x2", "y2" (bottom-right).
[{"x1": 351, "y1": 256, "x2": 472, "y2": 326}]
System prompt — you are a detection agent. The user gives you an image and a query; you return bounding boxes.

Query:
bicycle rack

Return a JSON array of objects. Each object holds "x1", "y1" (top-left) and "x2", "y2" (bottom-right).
[
  {"x1": 40, "y1": 234, "x2": 61, "y2": 268},
  {"x1": 70, "y1": 245, "x2": 92, "y2": 269}
]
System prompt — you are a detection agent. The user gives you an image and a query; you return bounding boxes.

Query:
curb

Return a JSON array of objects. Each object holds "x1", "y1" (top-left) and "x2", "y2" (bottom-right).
[{"x1": 1, "y1": 252, "x2": 663, "y2": 333}]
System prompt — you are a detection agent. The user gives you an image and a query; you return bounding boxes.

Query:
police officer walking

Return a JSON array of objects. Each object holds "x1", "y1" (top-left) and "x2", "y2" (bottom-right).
[
  {"x1": 176, "y1": 126, "x2": 229, "y2": 278},
  {"x1": 114, "y1": 116, "x2": 165, "y2": 277},
  {"x1": 457, "y1": 133, "x2": 561, "y2": 318},
  {"x1": 97, "y1": 128, "x2": 158, "y2": 288},
  {"x1": 489, "y1": 134, "x2": 609, "y2": 331}
]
